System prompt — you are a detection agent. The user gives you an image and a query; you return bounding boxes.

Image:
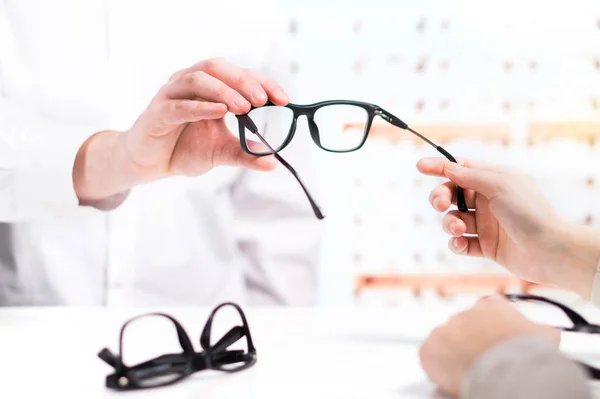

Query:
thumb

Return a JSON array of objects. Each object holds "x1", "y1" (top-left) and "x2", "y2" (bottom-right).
[
  {"x1": 444, "y1": 162, "x2": 504, "y2": 199},
  {"x1": 212, "y1": 135, "x2": 278, "y2": 171}
]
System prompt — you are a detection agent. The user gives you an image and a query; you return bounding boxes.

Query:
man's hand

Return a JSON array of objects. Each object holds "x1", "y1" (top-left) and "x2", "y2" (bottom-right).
[
  {"x1": 73, "y1": 58, "x2": 288, "y2": 207},
  {"x1": 419, "y1": 296, "x2": 560, "y2": 398},
  {"x1": 417, "y1": 157, "x2": 600, "y2": 299}
]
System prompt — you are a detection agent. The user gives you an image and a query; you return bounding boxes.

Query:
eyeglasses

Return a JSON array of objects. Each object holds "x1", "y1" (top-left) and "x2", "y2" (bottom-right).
[
  {"x1": 97, "y1": 302, "x2": 256, "y2": 390},
  {"x1": 505, "y1": 294, "x2": 600, "y2": 379},
  {"x1": 236, "y1": 100, "x2": 468, "y2": 220}
]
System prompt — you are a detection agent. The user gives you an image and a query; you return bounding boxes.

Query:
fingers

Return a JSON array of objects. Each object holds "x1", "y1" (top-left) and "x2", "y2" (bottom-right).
[
  {"x1": 244, "y1": 69, "x2": 289, "y2": 106},
  {"x1": 198, "y1": 58, "x2": 269, "y2": 107},
  {"x1": 246, "y1": 140, "x2": 273, "y2": 154},
  {"x1": 442, "y1": 211, "x2": 477, "y2": 236},
  {"x1": 160, "y1": 100, "x2": 228, "y2": 125},
  {"x1": 417, "y1": 157, "x2": 507, "y2": 199},
  {"x1": 448, "y1": 236, "x2": 483, "y2": 257},
  {"x1": 443, "y1": 163, "x2": 506, "y2": 199},
  {"x1": 198, "y1": 59, "x2": 289, "y2": 106},
  {"x1": 165, "y1": 71, "x2": 252, "y2": 114},
  {"x1": 429, "y1": 181, "x2": 477, "y2": 212},
  {"x1": 163, "y1": 58, "x2": 289, "y2": 124},
  {"x1": 418, "y1": 160, "x2": 505, "y2": 200},
  {"x1": 212, "y1": 132, "x2": 278, "y2": 171},
  {"x1": 417, "y1": 157, "x2": 507, "y2": 176},
  {"x1": 170, "y1": 58, "x2": 289, "y2": 107}
]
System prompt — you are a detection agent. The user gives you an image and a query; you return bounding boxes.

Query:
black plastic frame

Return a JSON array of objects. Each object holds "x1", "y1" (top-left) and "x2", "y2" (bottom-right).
[
  {"x1": 98, "y1": 302, "x2": 257, "y2": 391},
  {"x1": 237, "y1": 100, "x2": 468, "y2": 219},
  {"x1": 506, "y1": 294, "x2": 600, "y2": 379}
]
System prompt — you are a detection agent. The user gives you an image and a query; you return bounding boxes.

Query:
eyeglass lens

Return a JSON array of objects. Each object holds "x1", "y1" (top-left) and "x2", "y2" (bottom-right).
[
  {"x1": 241, "y1": 104, "x2": 370, "y2": 155},
  {"x1": 120, "y1": 315, "x2": 191, "y2": 388}
]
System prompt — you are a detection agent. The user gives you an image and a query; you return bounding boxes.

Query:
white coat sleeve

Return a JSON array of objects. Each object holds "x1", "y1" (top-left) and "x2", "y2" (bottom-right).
[{"x1": 0, "y1": 2, "x2": 97, "y2": 221}]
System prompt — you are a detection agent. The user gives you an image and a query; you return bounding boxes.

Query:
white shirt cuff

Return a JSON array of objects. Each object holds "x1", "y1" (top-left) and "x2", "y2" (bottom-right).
[{"x1": 15, "y1": 121, "x2": 96, "y2": 220}]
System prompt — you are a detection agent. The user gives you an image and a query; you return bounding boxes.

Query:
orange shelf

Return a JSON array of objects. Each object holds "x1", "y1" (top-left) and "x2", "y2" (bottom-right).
[
  {"x1": 355, "y1": 273, "x2": 543, "y2": 297},
  {"x1": 343, "y1": 122, "x2": 510, "y2": 145},
  {"x1": 343, "y1": 122, "x2": 600, "y2": 146},
  {"x1": 528, "y1": 123, "x2": 600, "y2": 146}
]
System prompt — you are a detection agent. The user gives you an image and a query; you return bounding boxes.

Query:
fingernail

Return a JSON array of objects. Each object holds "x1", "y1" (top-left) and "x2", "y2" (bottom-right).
[
  {"x1": 432, "y1": 197, "x2": 440, "y2": 210},
  {"x1": 451, "y1": 237, "x2": 466, "y2": 253},
  {"x1": 253, "y1": 91, "x2": 268, "y2": 103},
  {"x1": 273, "y1": 88, "x2": 289, "y2": 102},
  {"x1": 445, "y1": 162, "x2": 462, "y2": 173},
  {"x1": 233, "y1": 97, "x2": 249, "y2": 112},
  {"x1": 449, "y1": 222, "x2": 456, "y2": 235}
]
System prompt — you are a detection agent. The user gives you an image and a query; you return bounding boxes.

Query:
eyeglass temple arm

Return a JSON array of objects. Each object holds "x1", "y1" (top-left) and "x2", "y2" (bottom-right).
[
  {"x1": 191, "y1": 349, "x2": 247, "y2": 371},
  {"x1": 375, "y1": 108, "x2": 468, "y2": 213},
  {"x1": 237, "y1": 114, "x2": 325, "y2": 220},
  {"x1": 98, "y1": 348, "x2": 119, "y2": 368},
  {"x1": 580, "y1": 362, "x2": 600, "y2": 380},
  {"x1": 131, "y1": 353, "x2": 188, "y2": 370},
  {"x1": 505, "y1": 294, "x2": 591, "y2": 327},
  {"x1": 504, "y1": 294, "x2": 600, "y2": 379},
  {"x1": 211, "y1": 326, "x2": 245, "y2": 352}
]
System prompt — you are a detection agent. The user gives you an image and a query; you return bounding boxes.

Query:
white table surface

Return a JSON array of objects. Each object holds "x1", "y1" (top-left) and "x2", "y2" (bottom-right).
[{"x1": 2, "y1": 300, "x2": 600, "y2": 399}]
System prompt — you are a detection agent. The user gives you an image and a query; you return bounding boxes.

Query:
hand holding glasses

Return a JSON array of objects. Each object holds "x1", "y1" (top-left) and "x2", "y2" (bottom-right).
[
  {"x1": 236, "y1": 100, "x2": 469, "y2": 219},
  {"x1": 98, "y1": 302, "x2": 256, "y2": 390}
]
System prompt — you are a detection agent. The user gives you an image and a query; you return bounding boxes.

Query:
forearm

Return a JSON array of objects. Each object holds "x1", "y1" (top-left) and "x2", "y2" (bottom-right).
[
  {"x1": 464, "y1": 336, "x2": 592, "y2": 399},
  {"x1": 73, "y1": 130, "x2": 140, "y2": 210},
  {"x1": 554, "y1": 223, "x2": 600, "y2": 300}
]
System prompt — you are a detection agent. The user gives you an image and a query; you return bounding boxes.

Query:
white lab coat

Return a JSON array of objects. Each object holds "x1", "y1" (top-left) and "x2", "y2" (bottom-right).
[{"x1": 0, "y1": 0, "x2": 321, "y2": 306}]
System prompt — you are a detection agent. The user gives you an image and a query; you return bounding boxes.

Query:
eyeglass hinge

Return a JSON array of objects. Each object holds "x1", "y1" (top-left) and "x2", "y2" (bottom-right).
[{"x1": 375, "y1": 109, "x2": 392, "y2": 122}]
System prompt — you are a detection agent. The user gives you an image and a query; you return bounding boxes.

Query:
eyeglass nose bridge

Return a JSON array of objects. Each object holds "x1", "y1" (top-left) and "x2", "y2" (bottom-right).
[{"x1": 286, "y1": 112, "x2": 322, "y2": 149}]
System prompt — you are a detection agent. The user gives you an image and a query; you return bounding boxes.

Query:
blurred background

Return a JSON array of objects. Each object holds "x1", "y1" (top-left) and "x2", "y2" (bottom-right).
[
  {"x1": 4, "y1": 0, "x2": 599, "y2": 308},
  {"x1": 264, "y1": 0, "x2": 600, "y2": 307}
]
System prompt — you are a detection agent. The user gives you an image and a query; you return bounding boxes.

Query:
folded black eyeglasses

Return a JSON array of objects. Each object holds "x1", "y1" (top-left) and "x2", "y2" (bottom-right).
[
  {"x1": 506, "y1": 294, "x2": 600, "y2": 379},
  {"x1": 236, "y1": 100, "x2": 468, "y2": 219},
  {"x1": 98, "y1": 302, "x2": 256, "y2": 390}
]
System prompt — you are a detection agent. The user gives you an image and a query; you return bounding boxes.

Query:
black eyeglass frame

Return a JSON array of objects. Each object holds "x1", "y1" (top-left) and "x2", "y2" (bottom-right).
[
  {"x1": 236, "y1": 100, "x2": 468, "y2": 218},
  {"x1": 97, "y1": 302, "x2": 257, "y2": 391},
  {"x1": 505, "y1": 294, "x2": 600, "y2": 379}
]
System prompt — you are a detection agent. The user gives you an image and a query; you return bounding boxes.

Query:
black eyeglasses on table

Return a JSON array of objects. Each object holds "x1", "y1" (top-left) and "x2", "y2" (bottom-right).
[
  {"x1": 506, "y1": 294, "x2": 600, "y2": 379},
  {"x1": 236, "y1": 100, "x2": 468, "y2": 220},
  {"x1": 98, "y1": 302, "x2": 256, "y2": 390}
]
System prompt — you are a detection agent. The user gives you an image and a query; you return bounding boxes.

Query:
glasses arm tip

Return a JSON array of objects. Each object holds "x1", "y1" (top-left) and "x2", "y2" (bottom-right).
[
  {"x1": 435, "y1": 145, "x2": 468, "y2": 212},
  {"x1": 98, "y1": 348, "x2": 119, "y2": 368},
  {"x1": 377, "y1": 110, "x2": 469, "y2": 212},
  {"x1": 276, "y1": 152, "x2": 325, "y2": 220},
  {"x1": 309, "y1": 197, "x2": 325, "y2": 220},
  {"x1": 244, "y1": 122, "x2": 326, "y2": 220}
]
